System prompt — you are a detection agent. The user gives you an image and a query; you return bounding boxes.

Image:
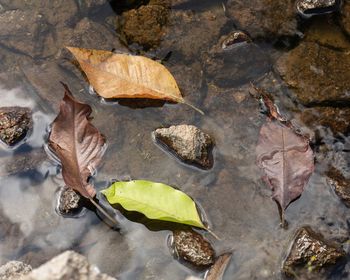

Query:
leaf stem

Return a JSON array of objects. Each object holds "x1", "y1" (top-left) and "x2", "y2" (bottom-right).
[
  {"x1": 89, "y1": 198, "x2": 119, "y2": 227},
  {"x1": 206, "y1": 227, "x2": 221, "y2": 240},
  {"x1": 182, "y1": 100, "x2": 204, "y2": 115}
]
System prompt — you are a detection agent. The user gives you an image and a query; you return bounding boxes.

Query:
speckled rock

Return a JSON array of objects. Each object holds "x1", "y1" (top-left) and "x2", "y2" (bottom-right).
[
  {"x1": 296, "y1": 0, "x2": 341, "y2": 17},
  {"x1": 120, "y1": 4, "x2": 169, "y2": 49},
  {"x1": 226, "y1": 0, "x2": 298, "y2": 39},
  {"x1": 203, "y1": 31, "x2": 269, "y2": 87},
  {"x1": 282, "y1": 227, "x2": 346, "y2": 278},
  {"x1": 327, "y1": 167, "x2": 350, "y2": 207},
  {"x1": 0, "y1": 261, "x2": 31, "y2": 280},
  {"x1": 57, "y1": 187, "x2": 83, "y2": 215},
  {"x1": 300, "y1": 107, "x2": 350, "y2": 135},
  {"x1": 19, "y1": 251, "x2": 116, "y2": 280},
  {"x1": 0, "y1": 107, "x2": 32, "y2": 146},
  {"x1": 340, "y1": 0, "x2": 350, "y2": 36},
  {"x1": 153, "y1": 125, "x2": 214, "y2": 169},
  {"x1": 173, "y1": 230, "x2": 215, "y2": 268},
  {"x1": 275, "y1": 42, "x2": 350, "y2": 105}
]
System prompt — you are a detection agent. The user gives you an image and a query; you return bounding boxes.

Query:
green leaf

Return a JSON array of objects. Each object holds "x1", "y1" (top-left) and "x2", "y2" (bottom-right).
[{"x1": 101, "y1": 180, "x2": 205, "y2": 228}]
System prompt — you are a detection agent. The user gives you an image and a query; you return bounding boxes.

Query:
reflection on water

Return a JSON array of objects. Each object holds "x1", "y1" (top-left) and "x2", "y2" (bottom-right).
[{"x1": 0, "y1": 0, "x2": 349, "y2": 279}]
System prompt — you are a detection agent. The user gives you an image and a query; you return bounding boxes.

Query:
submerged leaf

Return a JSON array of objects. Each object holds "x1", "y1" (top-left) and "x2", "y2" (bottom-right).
[
  {"x1": 205, "y1": 253, "x2": 232, "y2": 280},
  {"x1": 101, "y1": 180, "x2": 205, "y2": 228},
  {"x1": 48, "y1": 83, "x2": 106, "y2": 198},
  {"x1": 66, "y1": 47, "x2": 184, "y2": 103},
  {"x1": 256, "y1": 121, "x2": 314, "y2": 221}
]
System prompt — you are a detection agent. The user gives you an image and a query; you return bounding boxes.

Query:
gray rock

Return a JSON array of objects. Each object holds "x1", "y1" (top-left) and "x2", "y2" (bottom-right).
[
  {"x1": 203, "y1": 31, "x2": 269, "y2": 88},
  {"x1": 296, "y1": 0, "x2": 340, "y2": 17},
  {"x1": 226, "y1": 0, "x2": 298, "y2": 38},
  {"x1": 282, "y1": 227, "x2": 346, "y2": 278},
  {"x1": 327, "y1": 167, "x2": 350, "y2": 208},
  {"x1": 0, "y1": 107, "x2": 32, "y2": 146},
  {"x1": 275, "y1": 42, "x2": 350, "y2": 105},
  {"x1": 19, "y1": 251, "x2": 116, "y2": 280},
  {"x1": 57, "y1": 187, "x2": 83, "y2": 215},
  {"x1": 153, "y1": 125, "x2": 214, "y2": 169},
  {"x1": 172, "y1": 229, "x2": 215, "y2": 268},
  {"x1": 0, "y1": 261, "x2": 31, "y2": 280}
]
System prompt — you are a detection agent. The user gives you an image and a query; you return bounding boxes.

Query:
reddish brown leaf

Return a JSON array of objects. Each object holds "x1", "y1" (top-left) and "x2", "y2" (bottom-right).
[
  {"x1": 205, "y1": 253, "x2": 232, "y2": 280},
  {"x1": 48, "y1": 83, "x2": 106, "y2": 198},
  {"x1": 256, "y1": 121, "x2": 314, "y2": 221}
]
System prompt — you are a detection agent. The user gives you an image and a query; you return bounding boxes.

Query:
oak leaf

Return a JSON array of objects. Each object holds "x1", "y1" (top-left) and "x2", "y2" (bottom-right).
[{"x1": 48, "y1": 83, "x2": 106, "y2": 198}]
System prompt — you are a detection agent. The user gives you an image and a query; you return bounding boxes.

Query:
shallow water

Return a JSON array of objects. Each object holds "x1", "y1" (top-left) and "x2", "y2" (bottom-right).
[{"x1": 0, "y1": 0, "x2": 349, "y2": 279}]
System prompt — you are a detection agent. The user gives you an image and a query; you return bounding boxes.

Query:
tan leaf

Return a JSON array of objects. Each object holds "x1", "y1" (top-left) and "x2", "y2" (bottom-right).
[{"x1": 66, "y1": 47, "x2": 184, "y2": 103}]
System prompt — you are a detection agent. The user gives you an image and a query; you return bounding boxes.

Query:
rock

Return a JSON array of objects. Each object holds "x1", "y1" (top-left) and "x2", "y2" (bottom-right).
[
  {"x1": 0, "y1": 261, "x2": 32, "y2": 280},
  {"x1": 340, "y1": 0, "x2": 350, "y2": 36},
  {"x1": 19, "y1": 251, "x2": 116, "y2": 280},
  {"x1": 327, "y1": 167, "x2": 350, "y2": 207},
  {"x1": 282, "y1": 227, "x2": 346, "y2": 278},
  {"x1": 203, "y1": 31, "x2": 270, "y2": 87},
  {"x1": 57, "y1": 187, "x2": 83, "y2": 215},
  {"x1": 275, "y1": 42, "x2": 350, "y2": 105},
  {"x1": 296, "y1": 0, "x2": 341, "y2": 17},
  {"x1": 300, "y1": 107, "x2": 350, "y2": 135},
  {"x1": 120, "y1": 4, "x2": 169, "y2": 49},
  {"x1": 172, "y1": 229, "x2": 215, "y2": 268},
  {"x1": 153, "y1": 125, "x2": 214, "y2": 169},
  {"x1": 0, "y1": 107, "x2": 32, "y2": 146},
  {"x1": 226, "y1": 0, "x2": 298, "y2": 39}
]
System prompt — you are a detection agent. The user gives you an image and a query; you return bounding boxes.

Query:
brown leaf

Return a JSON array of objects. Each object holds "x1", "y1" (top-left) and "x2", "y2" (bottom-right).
[
  {"x1": 256, "y1": 121, "x2": 314, "y2": 222},
  {"x1": 66, "y1": 47, "x2": 184, "y2": 103},
  {"x1": 205, "y1": 253, "x2": 232, "y2": 280},
  {"x1": 48, "y1": 83, "x2": 106, "y2": 198}
]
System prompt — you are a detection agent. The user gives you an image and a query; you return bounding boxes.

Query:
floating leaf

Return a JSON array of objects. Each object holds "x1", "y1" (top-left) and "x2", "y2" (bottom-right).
[
  {"x1": 256, "y1": 121, "x2": 314, "y2": 223},
  {"x1": 101, "y1": 180, "x2": 205, "y2": 228},
  {"x1": 48, "y1": 83, "x2": 106, "y2": 198},
  {"x1": 66, "y1": 47, "x2": 185, "y2": 102},
  {"x1": 205, "y1": 253, "x2": 232, "y2": 280}
]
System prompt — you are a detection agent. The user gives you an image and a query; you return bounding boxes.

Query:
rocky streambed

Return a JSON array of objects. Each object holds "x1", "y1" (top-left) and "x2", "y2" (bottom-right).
[{"x1": 0, "y1": 0, "x2": 349, "y2": 279}]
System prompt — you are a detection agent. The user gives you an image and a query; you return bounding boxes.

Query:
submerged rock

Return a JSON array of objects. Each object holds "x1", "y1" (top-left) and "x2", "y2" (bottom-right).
[
  {"x1": 19, "y1": 251, "x2": 115, "y2": 280},
  {"x1": 0, "y1": 261, "x2": 31, "y2": 280},
  {"x1": 340, "y1": 1, "x2": 350, "y2": 36},
  {"x1": 296, "y1": 0, "x2": 341, "y2": 17},
  {"x1": 300, "y1": 107, "x2": 350, "y2": 135},
  {"x1": 203, "y1": 31, "x2": 269, "y2": 87},
  {"x1": 282, "y1": 227, "x2": 346, "y2": 278},
  {"x1": 275, "y1": 42, "x2": 350, "y2": 105},
  {"x1": 153, "y1": 125, "x2": 214, "y2": 169},
  {"x1": 327, "y1": 167, "x2": 350, "y2": 208},
  {"x1": 226, "y1": 0, "x2": 298, "y2": 38},
  {"x1": 172, "y1": 229, "x2": 215, "y2": 268},
  {"x1": 0, "y1": 107, "x2": 32, "y2": 146},
  {"x1": 57, "y1": 187, "x2": 83, "y2": 215}
]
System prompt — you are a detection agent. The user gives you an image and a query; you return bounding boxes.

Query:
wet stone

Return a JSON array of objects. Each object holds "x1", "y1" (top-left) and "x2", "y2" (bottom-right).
[
  {"x1": 57, "y1": 187, "x2": 83, "y2": 215},
  {"x1": 0, "y1": 107, "x2": 32, "y2": 146},
  {"x1": 226, "y1": 0, "x2": 298, "y2": 39},
  {"x1": 20, "y1": 251, "x2": 116, "y2": 280},
  {"x1": 203, "y1": 32, "x2": 269, "y2": 88},
  {"x1": 282, "y1": 227, "x2": 346, "y2": 278},
  {"x1": 340, "y1": 0, "x2": 350, "y2": 36},
  {"x1": 300, "y1": 107, "x2": 350, "y2": 135},
  {"x1": 153, "y1": 125, "x2": 214, "y2": 169},
  {"x1": 172, "y1": 230, "x2": 215, "y2": 268},
  {"x1": 275, "y1": 42, "x2": 350, "y2": 106},
  {"x1": 327, "y1": 167, "x2": 350, "y2": 208},
  {"x1": 120, "y1": 3, "x2": 169, "y2": 49},
  {"x1": 0, "y1": 261, "x2": 32, "y2": 280},
  {"x1": 296, "y1": 0, "x2": 341, "y2": 17}
]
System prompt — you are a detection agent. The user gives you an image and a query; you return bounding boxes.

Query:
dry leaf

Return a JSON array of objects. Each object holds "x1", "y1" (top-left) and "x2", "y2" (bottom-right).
[
  {"x1": 48, "y1": 83, "x2": 106, "y2": 198},
  {"x1": 205, "y1": 253, "x2": 232, "y2": 280},
  {"x1": 256, "y1": 121, "x2": 314, "y2": 223},
  {"x1": 66, "y1": 47, "x2": 185, "y2": 103}
]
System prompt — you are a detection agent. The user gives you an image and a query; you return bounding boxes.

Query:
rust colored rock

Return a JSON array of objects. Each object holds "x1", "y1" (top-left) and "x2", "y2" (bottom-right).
[
  {"x1": 173, "y1": 229, "x2": 215, "y2": 268},
  {"x1": 0, "y1": 107, "x2": 32, "y2": 146},
  {"x1": 283, "y1": 227, "x2": 346, "y2": 278}
]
